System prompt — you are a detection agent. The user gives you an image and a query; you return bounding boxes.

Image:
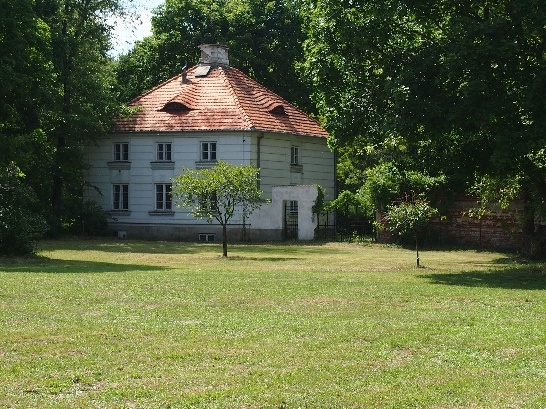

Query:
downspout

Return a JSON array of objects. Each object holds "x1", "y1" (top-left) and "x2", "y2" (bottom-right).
[
  {"x1": 257, "y1": 132, "x2": 264, "y2": 190},
  {"x1": 334, "y1": 147, "x2": 338, "y2": 200},
  {"x1": 334, "y1": 147, "x2": 338, "y2": 236}
]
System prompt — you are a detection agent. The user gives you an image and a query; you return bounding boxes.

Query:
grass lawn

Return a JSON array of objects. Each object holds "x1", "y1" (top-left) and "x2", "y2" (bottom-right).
[{"x1": 1, "y1": 239, "x2": 546, "y2": 408}]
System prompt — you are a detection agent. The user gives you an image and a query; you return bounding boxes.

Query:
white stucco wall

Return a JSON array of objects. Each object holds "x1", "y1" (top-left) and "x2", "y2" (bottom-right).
[
  {"x1": 250, "y1": 185, "x2": 319, "y2": 240},
  {"x1": 84, "y1": 131, "x2": 254, "y2": 228},
  {"x1": 84, "y1": 130, "x2": 333, "y2": 241},
  {"x1": 258, "y1": 133, "x2": 335, "y2": 202}
]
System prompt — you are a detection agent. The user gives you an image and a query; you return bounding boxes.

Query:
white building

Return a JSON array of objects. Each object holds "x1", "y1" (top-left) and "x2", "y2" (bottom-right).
[{"x1": 84, "y1": 44, "x2": 335, "y2": 241}]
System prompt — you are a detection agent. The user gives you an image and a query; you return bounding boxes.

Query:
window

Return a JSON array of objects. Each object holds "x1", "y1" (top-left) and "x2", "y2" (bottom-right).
[
  {"x1": 270, "y1": 105, "x2": 287, "y2": 115},
  {"x1": 289, "y1": 200, "x2": 299, "y2": 214},
  {"x1": 290, "y1": 146, "x2": 300, "y2": 165},
  {"x1": 162, "y1": 102, "x2": 191, "y2": 112},
  {"x1": 114, "y1": 143, "x2": 129, "y2": 161},
  {"x1": 201, "y1": 142, "x2": 217, "y2": 161},
  {"x1": 196, "y1": 192, "x2": 218, "y2": 215},
  {"x1": 113, "y1": 184, "x2": 129, "y2": 210},
  {"x1": 199, "y1": 233, "x2": 216, "y2": 242},
  {"x1": 155, "y1": 184, "x2": 172, "y2": 211},
  {"x1": 157, "y1": 143, "x2": 172, "y2": 161}
]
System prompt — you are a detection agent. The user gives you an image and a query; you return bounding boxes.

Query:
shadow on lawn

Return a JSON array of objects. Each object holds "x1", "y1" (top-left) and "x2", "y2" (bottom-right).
[
  {"x1": 37, "y1": 238, "x2": 332, "y2": 257},
  {"x1": 0, "y1": 257, "x2": 166, "y2": 274},
  {"x1": 421, "y1": 264, "x2": 546, "y2": 290},
  {"x1": 227, "y1": 256, "x2": 299, "y2": 262},
  {"x1": 38, "y1": 238, "x2": 208, "y2": 255}
]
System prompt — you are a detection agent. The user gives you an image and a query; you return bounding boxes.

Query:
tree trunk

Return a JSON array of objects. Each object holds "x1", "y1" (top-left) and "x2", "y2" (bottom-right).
[
  {"x1": 222, "y1": 224, "x2": 228, "y2": 257},
  {"x1": 415, "y1": 234, "x2": 420, "y2": 268},
  {"x1": 51, "y1": 12, "x2": 72, "y2": 234},
  {"x1": 521, "y1": 187, "x2": 546, "y2": 259}
]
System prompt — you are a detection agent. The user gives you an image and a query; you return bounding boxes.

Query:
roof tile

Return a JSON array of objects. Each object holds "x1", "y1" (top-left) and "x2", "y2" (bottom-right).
[{"x1": 115, "y1": 65, "x2": 328, "y2": 138}]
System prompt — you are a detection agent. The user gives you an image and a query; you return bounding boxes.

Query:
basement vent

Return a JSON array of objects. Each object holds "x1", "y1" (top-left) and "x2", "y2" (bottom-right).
[
  {"x1": 199, "y1": 233, "x2": 215, "y2": 242},
  {"x1": 270, "y1": 105, "x2": 287, "y2": 115},
  {"x1": 161, "y1": 101, "x2": 191, "y2": 112}
]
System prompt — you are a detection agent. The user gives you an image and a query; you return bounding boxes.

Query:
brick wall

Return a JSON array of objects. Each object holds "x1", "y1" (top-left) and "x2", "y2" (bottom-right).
[{"x1": 377, "y1": 198, "x2": 524, "y2": 249}]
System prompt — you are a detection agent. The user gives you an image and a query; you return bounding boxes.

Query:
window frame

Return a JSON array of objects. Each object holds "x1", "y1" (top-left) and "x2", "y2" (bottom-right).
[
  {"x1": 113, "y1": 184, "x2": 129, "y2": 210},
  {"x1": 114, "y1": 142, "x2": 129, "y2": 161},
  {"x1": 200, "y1": 141, "x2": 217, "y2": 162},
  {"x1": 289, "y1": 200, "x2": 299, "y2": 214},
  {"x1": 290, "y1": 146, "x2": 300, "y2": 165},
  {"x1": 155, "y1": 183, "x2": 173, "y2": 211},
  {"x1": 156, "y1": 142, "x2": 172, "y2": 162},
  {"x1": 199, "y1": 233, "x2": 216, "y2": 242}
]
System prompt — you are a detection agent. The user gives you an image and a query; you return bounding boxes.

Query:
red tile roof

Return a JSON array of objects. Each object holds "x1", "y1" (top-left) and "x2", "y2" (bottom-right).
[{"x1": 115, "y1": 65, "x2": 328, "y2": 138}]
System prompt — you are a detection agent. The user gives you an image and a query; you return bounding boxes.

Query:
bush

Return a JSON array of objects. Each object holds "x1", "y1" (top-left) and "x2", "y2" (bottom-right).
[
  {"x1": 0, "y1": 163, "x2": 48, "y2": 256},
  {"x1": 79, "y1": 200, "x2": 109, "y2": 235},
  {"x1": 61, "y1": 199, "x2": 110, "y2": 236}
]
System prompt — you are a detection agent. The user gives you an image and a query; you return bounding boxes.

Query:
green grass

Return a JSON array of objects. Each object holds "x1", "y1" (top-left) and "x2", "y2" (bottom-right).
[{"x1": 1, "y1": 239, "x2": 546, "y2": 408}]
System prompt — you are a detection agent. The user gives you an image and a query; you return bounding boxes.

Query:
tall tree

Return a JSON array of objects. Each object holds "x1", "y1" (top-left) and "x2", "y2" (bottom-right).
[
  {"x1": 35, "y1": 0, "x2": 124, "y2": 232},
  {"x1": 0, "y1": 0, "x2": 56, "y2": 250},
  {"x1": 302, "y1": 0, "x2": 546, "y2": 255},
  {"x1": 0, "y1": 0, "x2": 52, "y2": 163}
]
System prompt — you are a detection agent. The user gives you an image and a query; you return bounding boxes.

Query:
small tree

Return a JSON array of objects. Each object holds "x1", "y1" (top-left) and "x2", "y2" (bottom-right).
[
  {"x1": 172, "y1": 161, "x2": 264, "y2": 257},
  {"x1": 384, "y1": 193, "x2": 439, "y2": 267}
]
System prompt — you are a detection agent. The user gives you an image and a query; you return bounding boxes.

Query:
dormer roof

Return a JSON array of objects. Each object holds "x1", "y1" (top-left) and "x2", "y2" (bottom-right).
[{"x1": 115, "y1": 63, "x2": 328, "y2": 138}]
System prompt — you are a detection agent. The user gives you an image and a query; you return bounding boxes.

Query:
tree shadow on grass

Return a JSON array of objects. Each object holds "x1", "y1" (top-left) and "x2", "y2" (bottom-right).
[
  {"x1": 226, "y1": 255, "x2": 300, "y2": 262},
  {"x1": 37, "y1": 238, "x2": 333, "y2": 257},
  {"x1": 0, "y1": 257, "x2": 167, "y2": 274},
  {"x1": 421, "y1": 264, "x2": 546, "y2": 290},
  {"x1": 38, "y1": 238, "x2": 208, "y2": 255}
]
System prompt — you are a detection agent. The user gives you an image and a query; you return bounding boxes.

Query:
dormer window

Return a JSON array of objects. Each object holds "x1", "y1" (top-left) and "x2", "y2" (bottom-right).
[
  {"x1": 161, "y1": 101, "x2": 191, "y2": 112},
  {"x1": 270, "y1": 105, "x2": 287, "y2": 116},
  {"x1": 194, "y1": 65, "x2": 212, "y2": 77}
]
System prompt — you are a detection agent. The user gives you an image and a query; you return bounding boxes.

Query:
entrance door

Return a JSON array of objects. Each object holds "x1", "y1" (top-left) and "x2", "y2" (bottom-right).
[{"x1": 283, "y1": 200, "x2": 298, "y2": 240}]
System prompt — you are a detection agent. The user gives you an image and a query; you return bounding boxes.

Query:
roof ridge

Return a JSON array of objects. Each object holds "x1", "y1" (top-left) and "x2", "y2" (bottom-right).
[{"x1": 220, "y1": 67, "x2": 256, "y2": 130}]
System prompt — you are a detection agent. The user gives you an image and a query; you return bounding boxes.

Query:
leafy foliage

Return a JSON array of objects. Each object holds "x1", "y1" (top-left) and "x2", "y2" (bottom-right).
[
  {"x1": 172, "y1": 161, "x2": 264, "y2": 256},
  {"x1": 357, "y1": 163, "x2": 444, "y2": 213},
  {"x1": 357, "y1": 163, "x2": 403, "y2": 213},
  {"x1": 302, "y1": 0, "x2": 546, "y2": 255},
  {"x1": 384, "y1": 193, "x2": 439, "y2": 266},
  {"x1": 114, "y1": 0, "x2": 314, "y2": 112},
  {"x1": 0, "y1": 164, "x2": 48, "y2": 255},
  {"x1": 38, "y1": 0, "x2": 123, "y2": 231},
  {"x1": 385, "y1": 195, "x2": 439, "y2": 238},
  {"x1": 327, "y1": 190, "x2": 362, "y2": 212},
  {"x1": 1, "y1": 0, "x2": 127, "y2": 241},
  {"x1": 312, "y1": 184, "x2": 326, "y2": 214},
  {"x1": 466, "y1": 174, "x2": 522, "y2": 219}
]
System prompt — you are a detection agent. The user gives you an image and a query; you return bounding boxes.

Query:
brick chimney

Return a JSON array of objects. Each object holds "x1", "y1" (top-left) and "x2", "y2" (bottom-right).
[{"x1": 199, "y1": 44, "x2": 229, "y2": 67}]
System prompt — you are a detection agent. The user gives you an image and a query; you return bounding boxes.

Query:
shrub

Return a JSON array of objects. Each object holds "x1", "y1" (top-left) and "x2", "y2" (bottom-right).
[{"x1": 0, "y1": 163, "x2": 48, "y2": 256}]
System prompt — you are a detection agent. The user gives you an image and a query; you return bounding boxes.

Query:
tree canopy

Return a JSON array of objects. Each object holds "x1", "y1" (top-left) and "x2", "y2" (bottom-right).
[
  {"x1": 3, "y1": 0, "x2": 546, "y2": 255},
  {"x1": 0, "y1": 0, "x2": 127, "y2": 253},
  {"x1": 172, "y1": 161, "x2": 264, "y2": 257},
  {"x1": 302, "y1": 0, "x2": 546, "y2": 254}
]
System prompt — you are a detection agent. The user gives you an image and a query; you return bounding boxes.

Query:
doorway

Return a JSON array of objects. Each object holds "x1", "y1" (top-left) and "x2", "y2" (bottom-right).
[{"x1": 283, "y1": 200, "x2": 298, "y2": 240}]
